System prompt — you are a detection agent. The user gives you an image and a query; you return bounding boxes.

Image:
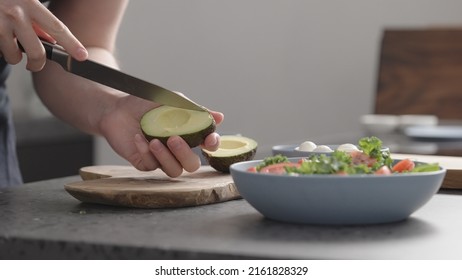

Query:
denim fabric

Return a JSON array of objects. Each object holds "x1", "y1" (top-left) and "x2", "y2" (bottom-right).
[{"x1": 0, "y1": 58, "x2": 23, "y2": 188}]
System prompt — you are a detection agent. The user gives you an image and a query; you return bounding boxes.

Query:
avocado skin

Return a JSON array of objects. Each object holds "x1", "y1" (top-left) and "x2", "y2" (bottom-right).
[
  {"x1": 202, "y1": 148, "x2": 257, "y2": 173},
  {"x1": 143, "y1": 119, "x2": 216, "y2": 147}
]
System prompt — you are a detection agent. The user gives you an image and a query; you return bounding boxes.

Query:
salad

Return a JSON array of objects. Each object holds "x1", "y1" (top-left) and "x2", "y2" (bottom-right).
[{"x1": 248, "y1": 137, "x2": 440, "y2": 175}]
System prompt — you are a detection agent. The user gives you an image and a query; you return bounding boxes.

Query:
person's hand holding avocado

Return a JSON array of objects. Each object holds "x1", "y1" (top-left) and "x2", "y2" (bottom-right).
[{"x1": 101, "y1": 94, "x2": 224, "y2": 177}]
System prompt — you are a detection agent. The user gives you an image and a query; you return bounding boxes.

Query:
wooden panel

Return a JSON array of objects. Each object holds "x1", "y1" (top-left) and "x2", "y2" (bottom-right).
[{"x1": 375, "y1": 28, "x2": 462, "y2": 119}]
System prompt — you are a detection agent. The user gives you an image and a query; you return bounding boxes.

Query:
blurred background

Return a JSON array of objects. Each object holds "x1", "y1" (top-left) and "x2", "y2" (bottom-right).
[{"x1": 7, "y1": 0, "x2": 462, "y2": 180}]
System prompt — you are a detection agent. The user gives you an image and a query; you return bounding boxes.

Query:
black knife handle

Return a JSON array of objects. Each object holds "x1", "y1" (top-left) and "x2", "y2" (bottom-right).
[{"x1": 17, "y1": 39, "x2": 55, "y2": 60}]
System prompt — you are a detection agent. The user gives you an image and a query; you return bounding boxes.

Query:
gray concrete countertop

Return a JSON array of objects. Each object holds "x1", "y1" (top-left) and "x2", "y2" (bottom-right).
[{"x1": 1, "y1": 176, "x2": 462, "y2": 259}]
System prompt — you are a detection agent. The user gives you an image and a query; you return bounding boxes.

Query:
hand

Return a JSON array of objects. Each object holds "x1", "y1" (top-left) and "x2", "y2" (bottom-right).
[
  {"x1": 0, "y1": 0, "x2": 88, "y2": 71},
  {"x1": 100, "y1": 94, "x2": 224, "y2": 177}
]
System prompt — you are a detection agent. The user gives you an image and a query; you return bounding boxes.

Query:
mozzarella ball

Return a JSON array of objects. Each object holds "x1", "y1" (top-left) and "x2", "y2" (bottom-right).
[
  {"x1": 313, "y1": 145, "x2": 334, "y2": 153},
  {"x1": 298, "y1": 141, "x2": 317, "y2": 152},
  {"x1": 337, "y1": 143, "x2": 360, "y2": 152}
]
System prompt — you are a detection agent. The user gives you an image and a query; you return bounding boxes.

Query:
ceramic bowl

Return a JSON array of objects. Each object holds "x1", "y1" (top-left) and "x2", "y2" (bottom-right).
[
  {"x1": 230, "y1": 158, "x2": 445, "y2": 225},
  {"x1": 399, "y1": 114, "x2": 438, "y2": 130},
  {"x1": 360, "y1": 114, "x2": 400, "y2": 134}
]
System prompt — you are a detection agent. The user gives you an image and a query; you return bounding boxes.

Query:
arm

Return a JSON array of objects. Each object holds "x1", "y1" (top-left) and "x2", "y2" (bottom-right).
[
  {"x1": 29, "y1": 0, "x2": 223, "y2": 177},
  {"x1": 33, "y1": 0, "x2": 129, "y2": 135}
]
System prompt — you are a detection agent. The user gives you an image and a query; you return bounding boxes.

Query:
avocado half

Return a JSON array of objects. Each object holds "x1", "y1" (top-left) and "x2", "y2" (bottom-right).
[
  {"x1": 140, "y1": 106, "x2": 216, "y2": 147},
  {"x1": 201, "y1": 135, "x2": 258, "y2": 173}
]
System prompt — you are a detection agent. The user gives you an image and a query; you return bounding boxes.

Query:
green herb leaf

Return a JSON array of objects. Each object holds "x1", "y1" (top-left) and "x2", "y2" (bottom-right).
[
  {"x1": 412, "y1": 163, "x2": 440, "y2": 172},
  {"x1": 358, "y1": 136, "x2": 392, "y2": 169},
  {"x1": 256, "y1": 154, "x2": 289, "y2": 171}
]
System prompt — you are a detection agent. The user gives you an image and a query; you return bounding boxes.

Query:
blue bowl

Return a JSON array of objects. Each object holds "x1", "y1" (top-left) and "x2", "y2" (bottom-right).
[{"x1": 230, "y1": 158, "x2": 445, "y2": 225}]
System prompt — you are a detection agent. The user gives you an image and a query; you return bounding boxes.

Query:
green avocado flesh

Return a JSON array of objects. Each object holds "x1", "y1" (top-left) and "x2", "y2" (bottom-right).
[
  {"x1": 202, "y1": 135, "x2": 258, "y2": 173},
  {"x1": 140, "y1": 106, "x2": 216, "y2": 147}
]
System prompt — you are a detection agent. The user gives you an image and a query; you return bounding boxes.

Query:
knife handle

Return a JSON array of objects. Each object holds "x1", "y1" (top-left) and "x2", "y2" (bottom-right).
[
  {"x1": 18, "y1": 39, "x2": 71, "y2": 71},
  {"x1": 18, "y1": 39, "x2": 56, "y2": 60}
]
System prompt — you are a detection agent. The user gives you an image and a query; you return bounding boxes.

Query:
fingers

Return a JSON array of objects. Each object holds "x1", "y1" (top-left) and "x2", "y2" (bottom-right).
[
  {"x1": 32, "y1": 23, "x2": 56, "y2": 44},
  {"x1": 0, "y1": 0, "x2": 88, "y2": 72},
  {"x1": 148, "y1": 139, "x2": 182, "y2": 177},
  {"x1": 0, "y1": 4, "x2": 25, "y2": 65},
  {"x1": 210, "y1": 110, "x2": 224, "y2": 125},
  {"x1": 13, "y1": 15, "x2": 47, "y2": 71},
  {"x1": 201, "y1": 110, "x2": 223, "y2": 152},
  {"x1": 0, "y1": 35, "x2": 23, "y2": 65},
  {"x1": 133, "y1": 134, "x2": 160, "y2": 171},
  {"x1": 166, "y1": 136, "x2": 201, "y2": 173},
  {"x1": 31, "y1": 4, "x2": 88, "y2": 61},
  {"x1": 149, "y1": 137, "x2": 201, "y2": 177},
  {"x1": 133, "y1": 135, "x2": 202, "y2": 177},
  {"x1": 201, "y1": 132, "x2": 220, "y2": 152}
]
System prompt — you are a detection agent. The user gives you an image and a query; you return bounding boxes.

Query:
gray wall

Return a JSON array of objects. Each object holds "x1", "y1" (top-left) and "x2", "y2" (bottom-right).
[{"x1": 8, "y1": 0, "x2": 462, "y2": 164}]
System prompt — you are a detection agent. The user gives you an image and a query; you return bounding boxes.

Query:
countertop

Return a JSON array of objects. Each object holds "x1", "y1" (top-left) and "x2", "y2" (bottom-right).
[{"x1": 1, "y1": 175, "x2": 462, "y2": 260}]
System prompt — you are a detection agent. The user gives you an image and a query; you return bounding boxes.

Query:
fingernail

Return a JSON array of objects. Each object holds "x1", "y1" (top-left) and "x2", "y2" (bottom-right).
[
  {"x1": 168, "y1": 136, "x2": 182, "y2": 150},
  {"x1": 150, "y1": 139, "x2": 163, "y2": 153},
  {"x1": 209, "y1": 133, "x2": 219, "y2": 146},
  {"x1": 76, "y1": 47, "x2": 88, "y2": 60}
]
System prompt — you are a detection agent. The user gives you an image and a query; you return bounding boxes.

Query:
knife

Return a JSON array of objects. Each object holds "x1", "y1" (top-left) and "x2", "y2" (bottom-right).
[{"x1": 20, "y1": 40, "x2": 205, "y2": 111}]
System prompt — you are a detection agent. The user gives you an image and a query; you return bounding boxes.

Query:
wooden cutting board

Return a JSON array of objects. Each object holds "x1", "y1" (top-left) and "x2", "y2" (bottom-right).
[
  {"x1": 64, "y1": 165, "x2": 240, "y2": 208},
  {"x1": 392, "y1": 153, "x2": 462, "y2": 190}
]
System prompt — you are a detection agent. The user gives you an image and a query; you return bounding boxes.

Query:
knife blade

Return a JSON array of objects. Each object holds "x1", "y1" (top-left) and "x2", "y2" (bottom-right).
[{"x1": 21, "y1": 40, "x2": 205, "y2": 111}]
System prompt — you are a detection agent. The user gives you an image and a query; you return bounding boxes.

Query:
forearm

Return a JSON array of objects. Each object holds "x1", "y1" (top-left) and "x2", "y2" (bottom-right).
[
  {"x1": 29, "y1": 0, "x2": 129, "y2": 135},
  {"x1": 32, "y1": 47, "x2": 127, "y2": 136}
]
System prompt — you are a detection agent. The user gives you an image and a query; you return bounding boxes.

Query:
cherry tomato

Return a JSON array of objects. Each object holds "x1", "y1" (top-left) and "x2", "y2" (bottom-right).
[
  {"x1": 247, "y1": 166, "x2": 257, "y2": 173},
  {"x1": 392, "y1": 159, "x2": 415, "y2": 173},
  {"x1": 259, "y1": 162, "x2": 300, "y2": 174}
]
